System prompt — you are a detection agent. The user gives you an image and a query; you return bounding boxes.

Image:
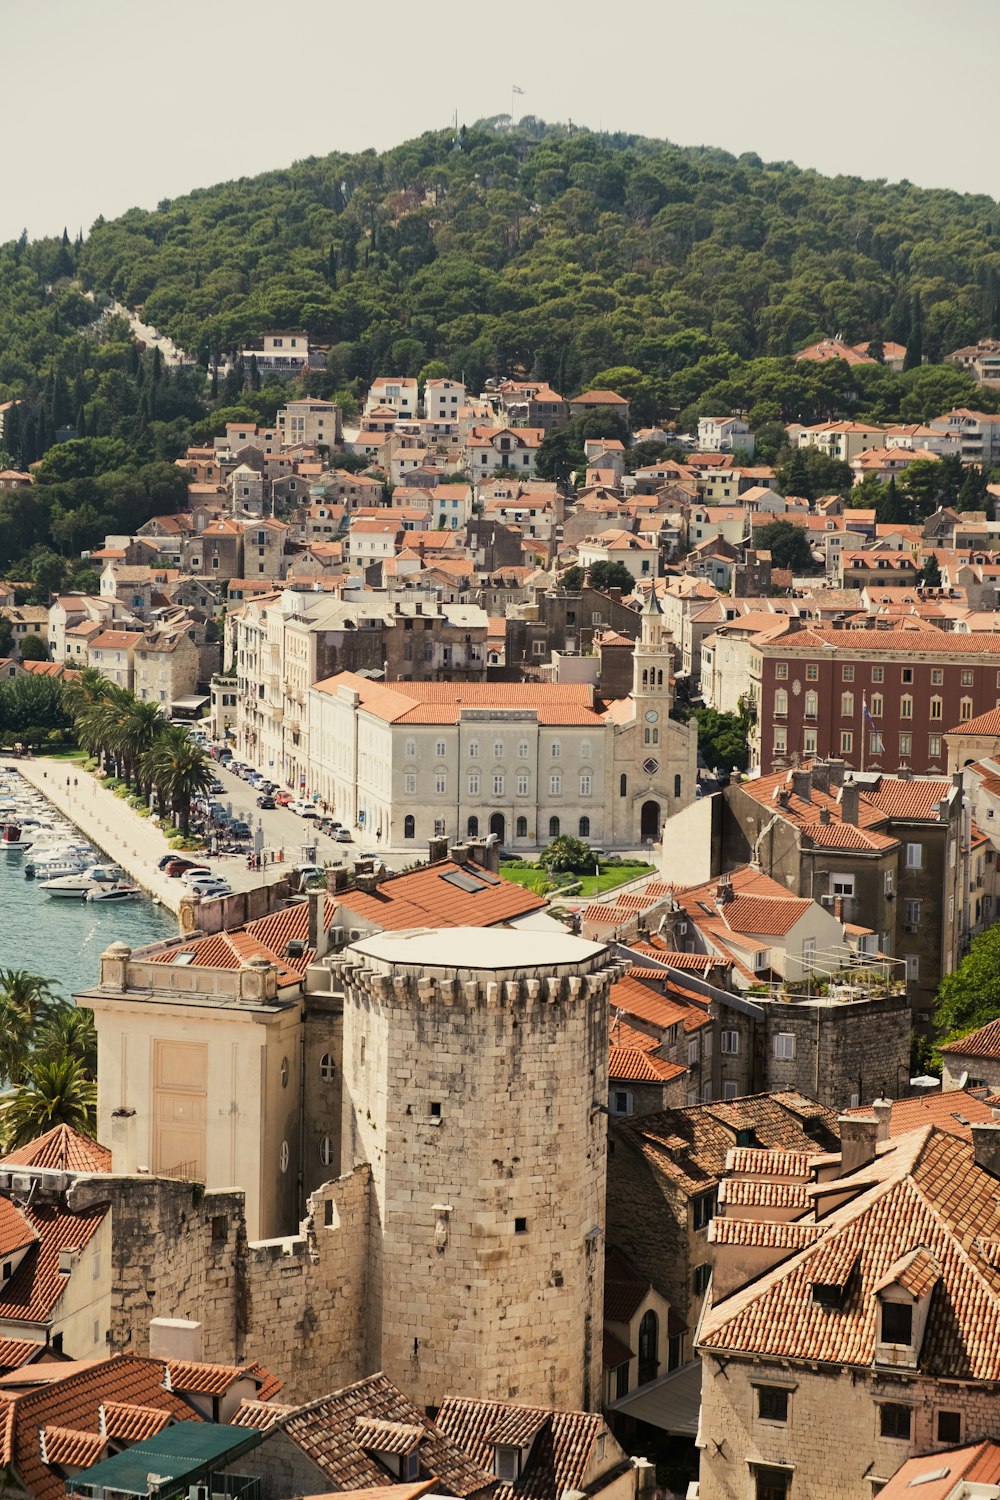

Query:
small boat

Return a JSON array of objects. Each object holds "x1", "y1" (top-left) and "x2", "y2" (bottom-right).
[
  {"x1": 86, "y1": 882, "x2": 140, "y2": 903},
  {"x1": 0, "y1": 821, "x2": 24, "y2": 846},
  {"x1": 25, "y1": 855, "x2": 87, "y2": 881},
  {"x1": 39, "y1": 864, "x2": 124, "y2": 899}
]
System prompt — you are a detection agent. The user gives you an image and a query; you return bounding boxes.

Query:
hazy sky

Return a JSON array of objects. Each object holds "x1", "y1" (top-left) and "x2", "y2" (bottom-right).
[{"x1": 4, "y1": 0, "x2": 999, "y2": 246}]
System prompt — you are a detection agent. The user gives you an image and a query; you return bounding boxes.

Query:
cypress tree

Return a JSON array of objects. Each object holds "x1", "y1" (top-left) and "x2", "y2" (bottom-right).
[{"x1": 903, "y1": 296, "x2": 924, "y2": 371}]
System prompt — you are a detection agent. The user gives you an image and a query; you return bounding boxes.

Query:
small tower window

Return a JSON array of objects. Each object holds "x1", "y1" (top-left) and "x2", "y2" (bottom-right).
[
  {"x1": 514, "y1": 1217, "x2": 527, "y2": 1234},
  {"x1": 320, "y1": 1053, "x2": 335, "y2": 1080}
]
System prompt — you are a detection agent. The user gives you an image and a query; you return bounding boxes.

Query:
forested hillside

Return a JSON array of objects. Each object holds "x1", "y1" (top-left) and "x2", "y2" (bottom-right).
[{"x1": 71, "y1": 120, "x2": 1000, "y2": 397}]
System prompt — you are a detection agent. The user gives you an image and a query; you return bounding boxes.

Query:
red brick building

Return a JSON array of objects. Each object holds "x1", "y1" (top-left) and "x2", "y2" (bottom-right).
[{"x1": 750, "y1": 627, "x2": 1000, "y2": 775}]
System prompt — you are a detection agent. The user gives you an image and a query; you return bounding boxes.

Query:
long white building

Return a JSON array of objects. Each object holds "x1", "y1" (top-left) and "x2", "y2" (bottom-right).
[{"x1": 307, "y1": 591, "x2": 697, "y2": 852}]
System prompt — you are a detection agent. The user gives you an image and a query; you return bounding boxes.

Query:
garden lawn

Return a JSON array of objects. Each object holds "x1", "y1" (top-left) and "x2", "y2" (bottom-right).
[{"x1": 500, "y1": 860, "x2": 654, "y2": 897}]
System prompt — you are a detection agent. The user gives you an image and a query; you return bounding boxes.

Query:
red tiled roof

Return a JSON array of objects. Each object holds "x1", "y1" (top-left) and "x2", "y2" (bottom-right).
[
  {"x1": 0, "y1": 1201, "x2": 106, "y2": 1324},
  {"x1": 165, "y1": 1360, "x2": 264, "y2": 1397},
  {"x1": 940, "y1": 1018, "x2": 1000, "y2": 1058},
  {"x1": 38, "y1": 1423, "x2": 105, "y2": 1467},
  {"x1": 436, "y1": 1397, "x2": 604, "y2": 1500},
  {"x1": 877, "y1": 1441, "x2": 1000, "y2": 1500},
  {"x1": 842, "y1": 1089, "x2": 998, "y2": 1140},
  {"x1": 700, "y1": 1128, "x2": 1000, "y2": 1377},
  {"x1": 0, "y1": 1200, "x2": 37, "y2": 1260},
  {"x1": 608, "y1": 1048, "x2": 685, "y2": 1083},
  {"x1": 0, "y1": 1126, "x2": 111, "y2": 1174},
  {"x1": 947, "y1": 704, "x2": 1000, "y2": 737},
  {"x1": 100, "y1": 1400, "x2": 174, "y2": 1442}
]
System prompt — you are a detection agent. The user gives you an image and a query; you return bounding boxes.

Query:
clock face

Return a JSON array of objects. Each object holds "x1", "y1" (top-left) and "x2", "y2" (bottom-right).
[{"x1": 645, "y1": 709, "x2": 659, "y2": 724}]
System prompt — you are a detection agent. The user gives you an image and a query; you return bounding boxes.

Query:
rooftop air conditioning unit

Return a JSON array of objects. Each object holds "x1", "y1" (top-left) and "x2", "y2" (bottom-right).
[
  {"x1": 11, "y1": 1175, "x2": 32, "y2": 1194},
  {"x1": 349, "y1": 929, "x2": 362, "y2": 942},
  {"x1": 329, "y1": 926, "x2": 345, "y2": 947}
]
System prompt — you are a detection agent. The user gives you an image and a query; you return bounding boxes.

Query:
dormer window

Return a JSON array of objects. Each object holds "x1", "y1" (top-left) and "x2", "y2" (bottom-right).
[
  {"x1": 496, "y1": 1446, "x2": 520, "y2": 1484},
  {"x1": 880, "y1": 1301, "x2": 912, "y2": 1345}
]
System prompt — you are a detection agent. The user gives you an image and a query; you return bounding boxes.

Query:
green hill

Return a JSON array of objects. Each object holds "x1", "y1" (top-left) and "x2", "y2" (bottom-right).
[{"x1": 71, "y1": 119, "x2": 1000, "y2": 393}]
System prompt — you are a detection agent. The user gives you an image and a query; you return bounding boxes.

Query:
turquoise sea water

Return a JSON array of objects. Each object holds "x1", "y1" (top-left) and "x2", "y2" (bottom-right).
[{"x1": 0, "y1": 845, "x2": 176, "y2": 1001}]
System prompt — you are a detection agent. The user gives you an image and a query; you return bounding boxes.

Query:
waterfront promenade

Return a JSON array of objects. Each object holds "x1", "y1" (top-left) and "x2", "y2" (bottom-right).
[{"x1": 4, "y1": 758, "x2": 288, "y2": 916}]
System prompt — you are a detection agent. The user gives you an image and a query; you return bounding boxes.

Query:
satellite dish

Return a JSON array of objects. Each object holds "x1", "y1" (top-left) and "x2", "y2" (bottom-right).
[{"x1": 959, "y1": 1071, "x2": 970, "y2": 1091}]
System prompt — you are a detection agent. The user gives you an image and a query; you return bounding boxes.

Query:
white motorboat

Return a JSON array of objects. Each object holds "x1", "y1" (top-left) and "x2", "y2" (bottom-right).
[
  {"x1": 24, "y1": 854, "x2": 87, "y2": 880},
  {"x1": 86, "y1": 882, "x2": 141, "y2": 903},
  {"x1": 39, "y1": 864, "x2": 125, "y2": 899}
]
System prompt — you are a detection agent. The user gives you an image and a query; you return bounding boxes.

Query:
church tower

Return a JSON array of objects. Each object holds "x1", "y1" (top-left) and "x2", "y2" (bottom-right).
[{"x1": 632, "y1": 584, "x2": 674, "y2": 737}]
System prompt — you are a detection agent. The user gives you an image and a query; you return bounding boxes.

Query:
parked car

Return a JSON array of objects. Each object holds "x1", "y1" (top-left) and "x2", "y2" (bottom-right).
[
  {"x1": 208, "y1": 779, "x2": 224, "y2": 794},
  {"x1": 335, "y1": 828, "x2": 353, "y2": 843},
  {"x1": 191, "y1": 880, "x2": 232, "y2": 898},
  {"x1": 165, "y1": 858, "x2": 205, "y2": 877},
  {"x1": 299, "y1": 805, "x2": 319, "y2": 820},
  {"x1": 274, "y1": 790, "x2": 293, "y2": 806},
  {"x1": 229, "y1": 820, "x2": 252, "y2": 839},
  {"x1": 181, "y1": 867, "x2": 215, "y2": 887},
  {"x1": 256, "y1": 794, "x2": 276, "y2": 809}
]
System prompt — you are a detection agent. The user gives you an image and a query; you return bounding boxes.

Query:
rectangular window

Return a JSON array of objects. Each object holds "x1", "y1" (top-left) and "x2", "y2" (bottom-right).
[
  {"x1": 899, "y1": 732, "x2": 912, "y2": 756},
  {"x1": 928, "y1": 734, "x2": 942, "y2": 757},
  {"x1": 803, "y1": 729, "x2": 817, "y2": 754},
  {"x1": 549, "y1": 773, "x2": 561, "y2": 795},
  {"x1": 435, "y1": 739, "x2": 446, "y2": 758},
  {"x1": 775, "y1": 662, "x2": 788, "y2": 679},
  {"x1": 880, "y1": 1302, "x2": 913, "y2": 1344},
  {"x1": 774, "y1": 1033, "x2": 796, "y2": 1060},
  {"x1": 774, "y1": 728, "x2": 787, "y2": 753},
  {"x1": 720, "y1": 1030, "x2": 739, "y2": 1055},
  {"x1": 905, "y1": 899, "x2": 921, "y2": 927},
  {"x1": 434, "y1": 772, "x2": 447, "y2": 795},
  {"x1": 906, "y1": 954, "x2": 920, "y2": 983},
  {"x1": 754, "y1": 1468, "x2": 789, "y2": 1500},
  {"x1": 757, "y1": 1387, "x2": 789, "y2": 1423},
  {"x1": 831, "y1": 874, "x2": 855, "y2": 896},
  {"x1": 692, "y1": 1192, "x2": 716, "y2": 1231},
  {"x1": 840, "y1": 731, "x2": 853, "y2": 753},
  {"x1": 693, "y1": 1263, "x2": 711, "y2": 1295},
  {"x1": 879, "y1": 1403, "x2": 912, "y2": 1441},
  {"x1": 516, "y1": 773, "x2": 529, "y2": 796},
  {"x1": 404, "y1": 773, "x2": 416, "y2": 795},
  {"x1": 872, "y1": 666, "x2": 884, "y2": 682},
  {"x1": 806, "y1": 664, "x2": 818, "y2": 680},
  {"x1": 884, "y1": 870, "x2": 894, "y2": 896},
  {"x1": 493, "y1": 773, "x2": 504, "y2": 796},
  {"x1": 906, "y1": 842, "x2": 923, "y2": 869},
  {"x1": 551, "y1": 741, "x2": 561, "y2": 758},
  {"x1": 580, "y1": 773, "x2": 592, "y2": 796},
  {"x1": 842, "y1": 665, "x2": 854, "y2": 681},
  {"x1": 962, "y1": 669, "x2": 974, "y2": 685},
  {"x1": 937, "y1": 1410, "x2": 962, "y2": 1444},
  {"x1": 932, "y1": 668, "x2": 944, "y2": 685},
  {"x1": 902, "y1": 667, "x2": 913, "y2": 683},
  {"x1": 687, "y1": 1039, "x2": 698, "y2": 1065},
  {"x1": 468, "y1": 773, "x2": 480, "y2": 795}
]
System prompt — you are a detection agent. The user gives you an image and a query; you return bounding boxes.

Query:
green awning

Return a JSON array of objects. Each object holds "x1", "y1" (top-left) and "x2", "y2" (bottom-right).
[{"x1": 73, "y1": 1421, "x2": 262, "y2": 1497}]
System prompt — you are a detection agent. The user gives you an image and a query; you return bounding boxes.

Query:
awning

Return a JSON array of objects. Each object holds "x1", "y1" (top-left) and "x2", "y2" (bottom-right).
[
  {"x1": 72, "y1": 1420, "x2": 262, "y2": 1497},
  {"x1": 171, "y1": 694, "x2": 211, "y2": 710},
  {"x1": 609, "y1": 1359, "x2": 702, "y2": 1436}
]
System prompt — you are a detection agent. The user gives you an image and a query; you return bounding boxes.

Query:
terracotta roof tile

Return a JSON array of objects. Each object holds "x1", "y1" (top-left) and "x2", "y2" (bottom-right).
[
  {"x1": 0, "y1": 1201, "x2": 107, "y2": 1324},
  {"x1": 940, "y1": 1017, "x2": 1000, "y2": 1058},
  {"x1": 709, "y1": 1219, "x2": 826, "y2": 1251},
  {"x1": 0, "y1": 1127, "x2": 111, "y2": 1175},
  {"x1": 436, "y1": 1396, "x2": 604, "y2": 1500},
  {"x1": 608, "y1": 1048, "x2": 685, "y2": 1083},
  {"x1": 99, "y1": 1400, "x2": 174, "y2": 1442},
  {"x1": 39, "y1": 1423, "x2": 106, "y2": 1467}
]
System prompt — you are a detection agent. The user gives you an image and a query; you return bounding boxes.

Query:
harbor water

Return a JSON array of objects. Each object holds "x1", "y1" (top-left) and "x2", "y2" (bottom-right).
[{"x1": 0, "y1": 833, "x2": 176, "y2": 1001}]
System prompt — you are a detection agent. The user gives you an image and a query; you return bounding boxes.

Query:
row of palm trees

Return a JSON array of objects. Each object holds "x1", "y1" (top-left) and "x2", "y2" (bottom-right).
[
  {"x1": 65, "y1": 669, "x2": 214, "y2": 834},
  {"x1": 0, "y1": 969, "x2": 97, "y2": 1150}
]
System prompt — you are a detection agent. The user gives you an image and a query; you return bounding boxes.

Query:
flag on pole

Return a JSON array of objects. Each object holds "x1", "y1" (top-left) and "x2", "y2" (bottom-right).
[
  {"x1": 512, "y1": 85, "x2": 525, "y2": 95},
  {"x1": 862, "y1": 692, "x2": 883, "y2": 754}
]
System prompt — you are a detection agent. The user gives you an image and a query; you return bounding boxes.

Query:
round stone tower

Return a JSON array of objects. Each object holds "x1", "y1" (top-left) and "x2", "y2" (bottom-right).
[{"x1": 336, "y1": 925, "x2": 618, "y2": 1413}]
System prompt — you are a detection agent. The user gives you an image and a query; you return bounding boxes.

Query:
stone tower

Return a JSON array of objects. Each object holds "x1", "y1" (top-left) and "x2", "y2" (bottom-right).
[
  {"x1": 632, "y1": 582, "x2": 674, "y2": 718},
  {"x1": 337, "y1": 926, "x2": 618, "y2": 1412}
]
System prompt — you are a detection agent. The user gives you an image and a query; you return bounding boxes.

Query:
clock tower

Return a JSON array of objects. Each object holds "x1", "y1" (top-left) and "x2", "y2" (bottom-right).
[{"x1": 610, "y1": 583, "x2": 697, "y2": 846}]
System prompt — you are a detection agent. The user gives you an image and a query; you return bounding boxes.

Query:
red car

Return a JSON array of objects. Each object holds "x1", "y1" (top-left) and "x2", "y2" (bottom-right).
[
  {"x1": 274, "y1": 791, "x2": 293, "y2": 806},
  {"x1": 165, "y1": 859, "x2": 211, "y2": 878}
]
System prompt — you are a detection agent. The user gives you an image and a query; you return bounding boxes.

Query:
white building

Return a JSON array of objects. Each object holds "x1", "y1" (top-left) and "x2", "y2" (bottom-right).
[
  {"x1": 423, "y1": 377, "x2": 466, "y2": 423},
  {"x1": 277, "y1": 400, "x2": 342, "y2": 450},
  {"x1": 308, "y1": 591, "x2": 696, "y2": 851},
  {"x1": 697, "y1": 416, "x2": 756, "y2": 456},
  {"x1": 577, "y1": 529, "x2": 659, "y2": 582}
]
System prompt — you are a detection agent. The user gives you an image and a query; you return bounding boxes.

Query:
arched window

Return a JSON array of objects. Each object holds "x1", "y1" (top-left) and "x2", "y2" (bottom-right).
[
  {"x1": 870, "y1": 693, "x2": 883, "y2": 717},
  {"x1": 403, "y1": 814, "x2": 415, "y2": 839},
  {"x1": 549, "y1": 816, "x2": 560, "y2": 838},
  {"x1": 674, "y1": 774, "x2": 682, "y2": 798},
  {"x1": 620, "y1": 773, "x2": 628, "y2": 797},
  {"x1": 960, "y1": 697, "x2": 973, "y2": 722},
  {"x1": 642, "y1": 669, "x2": 648, "y2": 687},
  {"x1": 516, "y1": 816, "x2": 528, "y2": 838},
  {"x1": 804, "y1": 690, "x2": 818, "y2": 718},
  {"x1": 320, "y1": 1053, "x2": 335, "y2": 1080},
  {"x1": 774, "y1": 689, "x2": 788, "y2": 716},
  {"x1": 319, "y1": 1136, "x2": 334, "y2": 1167},
  {"x1": 929, "y1": 696, "x2": 942, "y2": 720},
  {"x1": 901, "y1": 694, "x2": 913, "y2": 719},
  {"x1": 579, "y1": 816, "x2": 590, "y2": 838},
  {"x1": 580, "y1": 739, "x2": 592, "y2": 759},
  {"x1": 638, "y1": 1310, "x2": 659, "y2": 1381},
  {"x1": 657, "y1": 670, "x2": 663, "y2": 687},
  {"x1": 467, "y1": 815, "x2": 479, "y2": 837}
]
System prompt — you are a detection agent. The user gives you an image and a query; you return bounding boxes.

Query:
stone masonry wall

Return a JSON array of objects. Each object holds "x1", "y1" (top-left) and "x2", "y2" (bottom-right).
[
  {"x1": 698, "y1": 1354, "x2": 1000, "y2": 1500},
  {"x1": 72, "y1": 1165, "x2": 373, "y2": 1404}
]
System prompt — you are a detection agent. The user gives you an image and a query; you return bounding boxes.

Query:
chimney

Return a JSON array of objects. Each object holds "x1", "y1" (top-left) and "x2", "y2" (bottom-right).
[
  {"x1": 467, "y1": 837, "x2": 501, "y2": 875},
  {"x1": 812, "y1": 760, "x2": 831, "y2": 794},
  {"x1": 837, "y1": 1115, "x2": 880, "y2": 1177},
  {"x1": 716, "y1": 875, "x2": 734, "y2": 905},
  {"x1": 791, "y1": 768, "x2": 812, "y2": 801},
  {"x1": 841, "y1": 779, "x2": 860, "y2": 826},
  {"x1": 778, "y1": 788, "x2": 790, "y2": 808},
  {"x1": 448, "y1": 842, "x2": 470, "y2": 866},
  {"x1": 353, "y1": 858, "x2": 381, "y2": 894},
  {"x1": 428, "y1": 835, "x2": 449, "y2": 864},
  {"x1": 308, "y1": 888, "x2": 328, "y2": 960},
  {"x1": 325, "y1": 864, "x2": 351, "y2": 893},
  {"x1": 819, "y1": 806, "x2": 831, "y2": 825},
  {"x1": 971, "y1": 1122, "x2": 1000, "y2": 1178},
  {"x1": 872, "y1": 1097, "x2": 893, "y2": 1143}
]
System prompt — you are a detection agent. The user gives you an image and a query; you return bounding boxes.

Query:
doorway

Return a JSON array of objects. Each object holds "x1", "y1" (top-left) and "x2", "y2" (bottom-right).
[
  {"x1": 489, "y1": 812, "x2": 505, "y2": 843},
  {"x1": 640, "y1": 800, "x2": 660, "y2": 840}
]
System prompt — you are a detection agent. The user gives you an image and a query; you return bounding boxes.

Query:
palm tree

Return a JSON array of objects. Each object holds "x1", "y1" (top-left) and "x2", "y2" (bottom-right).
[
  {"x1": 32, "y1": 1003, "x2": 97, "y2": 1076},
  {"x1": 0, "y1": 970, "x2": 59, "y2": 1086},
  {"x1": 0, "y1": 1056, "x2": 96, "y2": 1150},
  {"x1": 142, "y1": 726, "x2": 213, "y2": 833},
  {"x1": 61, "y1": 667, "x2": 111, "y2": 720},
  {"x1": 117, "y1": 697, "x2": 167, "y2": 797}
]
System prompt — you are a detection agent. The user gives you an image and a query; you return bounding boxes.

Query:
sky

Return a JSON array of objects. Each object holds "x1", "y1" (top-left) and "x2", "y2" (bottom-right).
[{"x1": 4, "y1": 0, "x2": 999, "y2": 246}]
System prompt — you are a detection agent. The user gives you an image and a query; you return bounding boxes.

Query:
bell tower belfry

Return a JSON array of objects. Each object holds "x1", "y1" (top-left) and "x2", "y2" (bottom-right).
[{"x1": 632, "y1": 583, "x2": 673, "y2": 718}]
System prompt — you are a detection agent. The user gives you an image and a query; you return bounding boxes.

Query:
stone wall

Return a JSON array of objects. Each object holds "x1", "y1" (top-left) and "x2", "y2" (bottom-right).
[
  {"x1": 73, "y1": 1165, "x2": 373, "y2": 1404},
  {"x1": 762, "y1": 993, "x2": 912, "y2": 1110},
  {"x1": 697, "y1": 1353, "x2": 1000, "y2": 1500},
  {"x1": 339, "y1": 945, "x2": 616, "y2": 1413}
]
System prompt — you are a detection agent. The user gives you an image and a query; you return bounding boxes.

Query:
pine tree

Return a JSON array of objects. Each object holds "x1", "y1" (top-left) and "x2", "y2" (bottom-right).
[
  {"x1": 75, "y1": 405, "x2": 87, "y2": 439},
  {"x1": 956, "y1": 464, "x2": 987, "y2": 514},
  {"x1": 903, "y1": 296, "x2": 924, "y2": 371},
  {"x1": 919, "y1": 552, "x2": 942, "y2": 587},
  {"x1": 249, "y1": 354, "x2": 260, "y2": 392}
]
